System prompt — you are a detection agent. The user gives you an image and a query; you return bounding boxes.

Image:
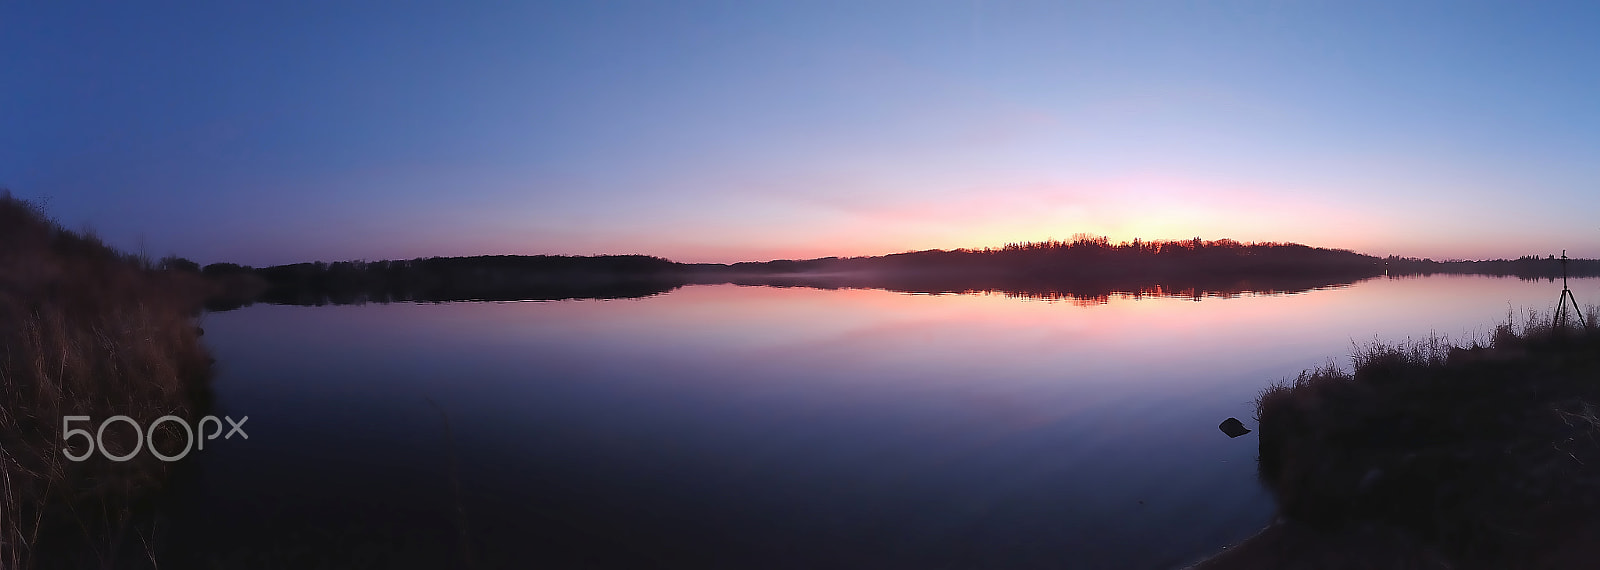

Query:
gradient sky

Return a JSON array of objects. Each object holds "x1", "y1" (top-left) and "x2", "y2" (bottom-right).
[{"x1": 4, "y1": 1, "x2": 1599, "y2": 265}]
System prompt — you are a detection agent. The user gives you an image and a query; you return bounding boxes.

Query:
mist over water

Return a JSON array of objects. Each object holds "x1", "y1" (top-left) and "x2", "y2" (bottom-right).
[{"x1": 162, "y1": 275, "x2": 1600, "y2": 569}]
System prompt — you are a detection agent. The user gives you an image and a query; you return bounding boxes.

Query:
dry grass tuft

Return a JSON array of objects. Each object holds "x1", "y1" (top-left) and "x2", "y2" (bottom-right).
[
  {"x1": 0, "y1": 191, "x2": 214, "y2": 568},
  {"x1": 1254, "y1": 306, "x2": 1600, "y2": 567}
]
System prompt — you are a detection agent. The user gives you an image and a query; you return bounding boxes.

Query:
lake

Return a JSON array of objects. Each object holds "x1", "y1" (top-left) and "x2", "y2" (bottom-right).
[{"x1": 155, "y1": 274, "x2": 1598, "y2": 569}]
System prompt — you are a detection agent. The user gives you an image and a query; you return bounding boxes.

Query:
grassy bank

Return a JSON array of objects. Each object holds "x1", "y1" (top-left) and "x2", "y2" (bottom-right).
[
  {"x1": 0, "y1": 193, "x2": 215, "y2": 567},
  {"x1": 1204, "y1": 305, "x2": 1600, "y2": 568}
]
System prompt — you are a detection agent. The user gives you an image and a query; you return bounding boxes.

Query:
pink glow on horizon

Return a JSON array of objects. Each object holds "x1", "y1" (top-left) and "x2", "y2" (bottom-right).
[
  {"x1": 490, "y1": 174, "x2": 1417, "y2": 264},
  {"x1": 249, "y1": 170, "x2": 1590, "y2": 266}
]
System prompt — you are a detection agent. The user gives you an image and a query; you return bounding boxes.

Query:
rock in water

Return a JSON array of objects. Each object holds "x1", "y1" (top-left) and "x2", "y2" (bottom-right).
[{"x1": 1219, "y1": 417, "x2": 1251, "y2": 438}]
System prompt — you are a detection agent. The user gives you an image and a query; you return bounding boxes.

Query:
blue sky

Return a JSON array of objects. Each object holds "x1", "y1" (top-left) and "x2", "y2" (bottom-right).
[{"x1": 4, "y1": 1, "x2": 1599, "y2": 265}]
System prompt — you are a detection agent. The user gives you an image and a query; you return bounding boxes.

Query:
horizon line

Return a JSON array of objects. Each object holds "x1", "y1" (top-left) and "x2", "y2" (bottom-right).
[{"x1": 205, "y1": 236, "x2": 1599, "y2": 269}]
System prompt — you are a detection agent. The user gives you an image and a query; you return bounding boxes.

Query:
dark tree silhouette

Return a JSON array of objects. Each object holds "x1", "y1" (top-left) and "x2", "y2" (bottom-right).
[{"x1": 223, "y1": 237, "x2": 1600, "y2": 308}]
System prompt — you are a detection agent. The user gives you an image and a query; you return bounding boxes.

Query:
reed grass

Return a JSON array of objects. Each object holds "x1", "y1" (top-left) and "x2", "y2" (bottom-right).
[
  {"x1": 1254, "y1": 305, "x2": 1600, "y2": 565},
  {"x1": 0, "y1": 191, "x2": 214, "y2": 568}
]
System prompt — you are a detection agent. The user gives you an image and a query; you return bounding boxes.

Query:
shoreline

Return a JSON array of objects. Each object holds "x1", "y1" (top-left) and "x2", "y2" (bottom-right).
[
  {"x1": 1192, "y1": 306, "x2": 1600, "y2": 569},
  {"x1": 0, "y1": 193, "x2": 217, "y2": 567}
]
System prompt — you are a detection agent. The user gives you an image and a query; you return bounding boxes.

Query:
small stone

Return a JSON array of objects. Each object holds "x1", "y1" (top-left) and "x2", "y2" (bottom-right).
[{"x1": 1219, "y1": 417, "x2": 1251, "y2": 438}]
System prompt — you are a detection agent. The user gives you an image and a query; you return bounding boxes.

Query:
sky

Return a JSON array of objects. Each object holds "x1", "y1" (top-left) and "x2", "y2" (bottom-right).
[{"x1": 4, "y1": 1, "x2": 1600, "y2": 266}]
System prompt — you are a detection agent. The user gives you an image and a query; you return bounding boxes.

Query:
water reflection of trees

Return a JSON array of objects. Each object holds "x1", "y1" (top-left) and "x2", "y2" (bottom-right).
[
  {"x1": 707, "y1": 272, "x2": 1376, "y2": 304},
  {"x1": 218, "y1": 255, "x2": 688, "y2": 307}
]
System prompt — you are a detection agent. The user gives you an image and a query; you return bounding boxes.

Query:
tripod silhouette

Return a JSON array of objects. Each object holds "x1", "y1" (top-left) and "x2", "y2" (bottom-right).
[{"x1": 1555, "y1": 249, "x2": 1585, "y2": 330}]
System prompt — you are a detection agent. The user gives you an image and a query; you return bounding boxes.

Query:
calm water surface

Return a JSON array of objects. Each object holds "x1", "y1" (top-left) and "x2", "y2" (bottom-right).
[{"x1": 161, "y1": 275, "x2": 1600, "y2": 569}]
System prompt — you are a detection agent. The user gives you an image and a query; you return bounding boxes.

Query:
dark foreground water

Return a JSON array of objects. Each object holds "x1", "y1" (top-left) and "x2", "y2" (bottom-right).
[{"x1": 154, "y1": 275, "x2": 1598, "y2": 569}]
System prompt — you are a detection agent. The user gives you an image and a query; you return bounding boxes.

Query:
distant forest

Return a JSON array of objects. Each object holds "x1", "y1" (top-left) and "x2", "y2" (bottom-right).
[
  {"x1": 194, "y1": 236, "x2": 1600, "y2": 308},
  {"x1": 200, "y1": 254, "x2": 685, "y2": 309}
]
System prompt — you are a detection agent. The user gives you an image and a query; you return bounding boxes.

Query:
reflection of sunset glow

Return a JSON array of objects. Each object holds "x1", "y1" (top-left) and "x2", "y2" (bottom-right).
[
  {"x1": 209, "y1": 274, "x2": 1600, "y2": 567},
  {"x1": 393, "y1": 275, "x2": 1599, "y2": 396}
]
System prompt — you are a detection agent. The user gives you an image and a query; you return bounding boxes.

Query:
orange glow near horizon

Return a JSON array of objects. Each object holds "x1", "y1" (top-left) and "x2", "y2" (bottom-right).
[
  {"x1": 290, "y1": 172, "x2": 1588, "y2": 267},
  {"x1": 619, "y1": 174, "x2": 1413, "y2": 264}
]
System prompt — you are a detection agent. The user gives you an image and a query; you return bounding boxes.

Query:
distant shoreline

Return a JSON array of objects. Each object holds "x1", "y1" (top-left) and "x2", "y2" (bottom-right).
[{"x1": 194, "y1": 238, "x2": 1600, "y2": 308}]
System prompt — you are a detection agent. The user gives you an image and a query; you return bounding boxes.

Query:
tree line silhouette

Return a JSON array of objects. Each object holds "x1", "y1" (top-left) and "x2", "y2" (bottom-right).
[
  {"x1": 200, "y1": 255, "x2": 686, "y2": 308},
  {"x1": 191, "y1": 236, "x2": 1600, "y2": 308}
]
